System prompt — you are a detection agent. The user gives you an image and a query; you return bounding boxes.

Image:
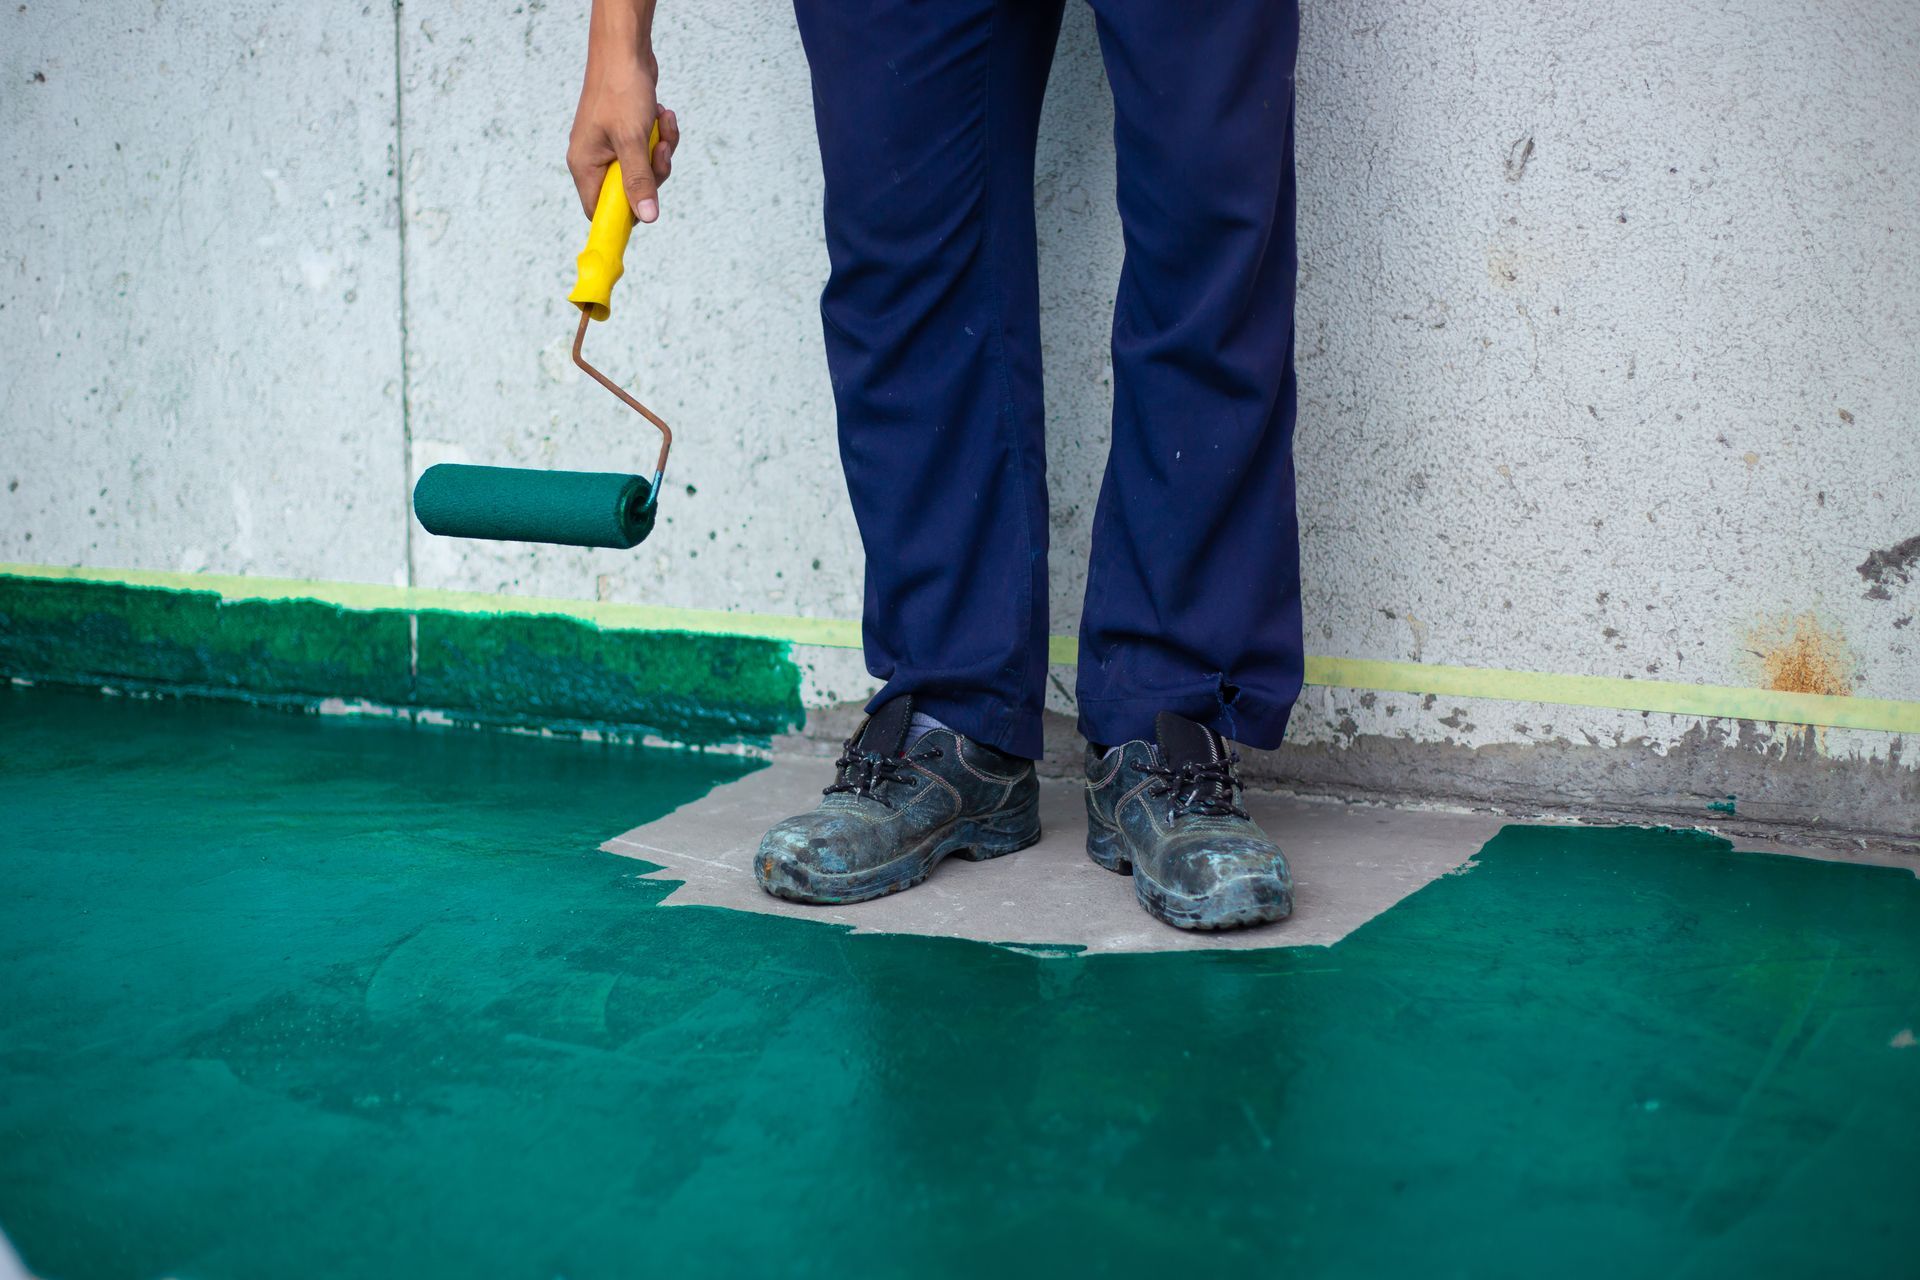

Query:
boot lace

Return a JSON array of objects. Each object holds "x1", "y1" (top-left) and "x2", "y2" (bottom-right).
[
  {"x1": 1145, "y1": 751, "x2": 1250, "y2": 821},
  {"x1": 823, "y1": 738, "x2": 943, "y2": 810}
]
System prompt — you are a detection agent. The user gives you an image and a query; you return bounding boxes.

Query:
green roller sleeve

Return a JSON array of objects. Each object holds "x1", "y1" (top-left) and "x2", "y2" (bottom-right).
[{"x1": 412, "y1": 464, "x2": 658, "y2": 550}]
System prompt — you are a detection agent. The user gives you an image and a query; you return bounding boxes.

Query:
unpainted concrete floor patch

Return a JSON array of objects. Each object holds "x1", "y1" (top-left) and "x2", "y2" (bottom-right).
[{"x1": 601, "y1": 759, "x2": 1516, "y2": 954}]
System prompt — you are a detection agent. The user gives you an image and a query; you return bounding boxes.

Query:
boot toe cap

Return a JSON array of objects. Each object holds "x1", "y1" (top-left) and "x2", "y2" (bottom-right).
[
  {"x1": 1151, "y1": 834, "x2": 1294, "y2": 928},
  {"x1": 754, "y1": 813, "x2": 885, "y2": 899}
]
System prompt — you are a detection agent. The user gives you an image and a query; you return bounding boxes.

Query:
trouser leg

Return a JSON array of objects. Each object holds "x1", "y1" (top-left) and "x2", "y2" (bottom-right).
[
  {"x1": 794, "y1": 0, "x2": 1067, "y2": 759},
  {"x1": 1073, "y1": 0, "x2": 1304, "y2": 750}
]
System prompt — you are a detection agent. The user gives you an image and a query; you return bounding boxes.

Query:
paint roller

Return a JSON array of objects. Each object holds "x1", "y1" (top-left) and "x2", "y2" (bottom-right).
[{"x1": 412, "y1": 122, "x2": 672, "y2": 550}]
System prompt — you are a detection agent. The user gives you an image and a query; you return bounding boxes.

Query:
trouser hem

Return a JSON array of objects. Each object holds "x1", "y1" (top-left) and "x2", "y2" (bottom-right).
[
  {"x1": 1076, "y1": 686, "x2": 1296, "y2": 753},
  {"x1": 865, "y1": 682, "x2": 1043, "y2": 761}
]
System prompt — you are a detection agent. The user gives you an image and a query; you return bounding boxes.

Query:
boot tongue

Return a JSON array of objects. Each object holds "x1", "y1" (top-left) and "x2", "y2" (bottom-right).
[
  {"x1": 1153, "y1": 712, "x2": 1239, "y2": 814},
  {"x1": 1154, "y1": 711, "x2": 1224, "y2": 770},
  {"x1": 855, "y1": 695, "x2": 914, "y2": 758}
]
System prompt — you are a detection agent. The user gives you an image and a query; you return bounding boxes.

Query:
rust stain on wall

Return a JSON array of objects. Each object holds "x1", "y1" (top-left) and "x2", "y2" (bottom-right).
[{"x1": 1746, "y1": 612, "x2": 1854, "y2": 697}]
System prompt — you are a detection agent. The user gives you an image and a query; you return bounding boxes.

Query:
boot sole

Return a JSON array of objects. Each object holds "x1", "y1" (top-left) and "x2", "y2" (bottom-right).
[
  {"x1": 1086, "y1": 817, "x2": 1293, "y2": 932},
  {"x1": 757, "y1": 795, "x2": 1043, "y2": 906}
]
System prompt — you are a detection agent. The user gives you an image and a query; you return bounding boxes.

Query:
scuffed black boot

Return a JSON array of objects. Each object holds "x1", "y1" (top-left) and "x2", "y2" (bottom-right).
[
  {"x1": 1084, "y1": 712, "x2": 1293, "y2": 931},
  {"x1": 755, "y1": 696, "x2": 1042, "y2": 905}
]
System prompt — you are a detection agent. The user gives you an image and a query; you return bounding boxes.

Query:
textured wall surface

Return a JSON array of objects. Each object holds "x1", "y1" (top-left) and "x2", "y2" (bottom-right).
[
  {"x1": 4, "y1": 1, "x2": 1916, "y2": 825},
  {"x1": 2, "y1": 1, "x2": 407, "y2": 585},
  {"x1": 1293, "y1": 0, "x2": 1920, "y2": 702}
]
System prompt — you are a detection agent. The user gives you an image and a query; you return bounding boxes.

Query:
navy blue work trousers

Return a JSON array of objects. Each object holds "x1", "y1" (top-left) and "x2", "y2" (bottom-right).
[{"x1": 794, "y1": 0, "x2": 1303, "y2": 760}]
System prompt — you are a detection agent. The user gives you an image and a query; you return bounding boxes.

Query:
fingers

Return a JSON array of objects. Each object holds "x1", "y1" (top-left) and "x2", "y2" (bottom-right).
[
  {"x1": 565, "y1": 105, "x2": 675, "y2": 224},
  {"x1": 614, "y1": 127, "x2": 659, "y2": 223},
  {"x1": 566, "y1": 140, "x2": 610, "y2": 220},
  {"x1": 653, "y1": 107, "x2": 680, "y2": 185}
]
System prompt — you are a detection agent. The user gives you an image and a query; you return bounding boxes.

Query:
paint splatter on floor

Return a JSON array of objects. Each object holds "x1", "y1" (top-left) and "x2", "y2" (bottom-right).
[{"x1": 2, "y1": 686, "x2": 1916, "y2": 1278}]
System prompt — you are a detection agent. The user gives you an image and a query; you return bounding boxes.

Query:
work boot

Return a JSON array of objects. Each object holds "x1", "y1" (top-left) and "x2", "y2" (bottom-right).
[
  {"x1": 755, "y1": 696, "x2": 1042, "y2": 905},
  {"x1": 1084, "y1": 712, "x2": 1293, "y2": 931}
]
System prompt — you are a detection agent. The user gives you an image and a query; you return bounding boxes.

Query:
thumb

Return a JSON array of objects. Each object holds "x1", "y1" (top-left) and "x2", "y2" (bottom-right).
[{"x1": 615, "y1": 124, "x2": 660, "y2": 224}]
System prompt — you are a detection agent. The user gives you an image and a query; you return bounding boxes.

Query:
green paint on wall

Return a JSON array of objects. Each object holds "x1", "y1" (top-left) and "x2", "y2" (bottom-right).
[
  {"x1": 0, "y1": 576, "x2": 802, "y2": 747},
  {"x1": 0, "y1": 577, "x2": 415, "y2": 705},
  {"x1": 3, "y1": 686, "x2": 1917, "y2": 1277},
  {"x1": 412, "y1": 607, "x2": 803, "y2": 743}
]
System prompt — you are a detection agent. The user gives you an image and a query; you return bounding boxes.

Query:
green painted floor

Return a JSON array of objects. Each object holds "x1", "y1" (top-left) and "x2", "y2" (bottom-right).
[{"x1": 2, "y1": 686, "x2": 1916, "y2": 1279}]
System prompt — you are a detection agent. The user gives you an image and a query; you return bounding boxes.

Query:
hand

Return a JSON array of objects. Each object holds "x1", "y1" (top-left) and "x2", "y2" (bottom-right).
[{"x1": 568, "y1": 46, "x2": 680, "y2": 223}]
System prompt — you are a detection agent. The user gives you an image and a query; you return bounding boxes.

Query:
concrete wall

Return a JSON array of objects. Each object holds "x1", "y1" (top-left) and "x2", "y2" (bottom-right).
[
  {"x1": 3, "y1": 2, "x2": 406, "y2": 584},
  {"x1": 5, "y1": 1, "x2": 1916, "y2": 838}
]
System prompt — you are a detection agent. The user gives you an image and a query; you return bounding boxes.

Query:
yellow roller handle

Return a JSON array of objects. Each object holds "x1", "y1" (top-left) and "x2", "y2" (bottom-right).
[{"x1": 567, "y1": 119, "x2": 661, "y2": 322}]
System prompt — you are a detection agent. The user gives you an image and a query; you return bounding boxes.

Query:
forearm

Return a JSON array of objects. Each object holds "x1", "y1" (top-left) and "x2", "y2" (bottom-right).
[{"x1": 586, "y1": 0, "x2": 655, "y2": 68}]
